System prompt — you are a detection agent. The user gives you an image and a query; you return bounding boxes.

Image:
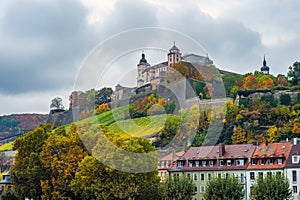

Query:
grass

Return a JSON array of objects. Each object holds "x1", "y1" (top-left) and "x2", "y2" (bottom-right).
[
  {"x1": 108, "y1": 114, "x2": 169, "y2": 137},
  {"x1": 64, "y1": 105, "x2": 130, "y2": 132},
  {"x1": 0, "y1": 142, "x2": 13, "y2": 152}
]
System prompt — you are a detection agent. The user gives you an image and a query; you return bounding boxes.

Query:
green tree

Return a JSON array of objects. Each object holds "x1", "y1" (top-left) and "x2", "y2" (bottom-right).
[
  {"x1": 159, "y1": 175, "x2": 195, "y2": 200},
  {"x1": 95, "y1": 87, "x2": 113, "y2": 105},
  {"x1": 50, "y1": 97, "x2": 64, "y2": 110},
  {"x1": 1, "y1": 189, "x2": 18, "y2": 200},
  {"x1": 10, "y1": 124, "x2": 51, "y2": 200},
  {"x1": 203, "y1": 175, "x2": 244, "y2": 200},
  {"x1": 288, "y1": 61, "x2": 300, "y2": 86},
  {"x1": 222, "y1": 74, "x2": 240, "y2": 97},
  {"x1": 251, "y1": 173, "x2": 292, "y2": 200}
]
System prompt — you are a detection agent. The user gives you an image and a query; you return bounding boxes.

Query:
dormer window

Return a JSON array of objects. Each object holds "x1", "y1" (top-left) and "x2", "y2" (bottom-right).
[
  {"x1": 195, "y1": 161, "x2": 200, "y2": 167},
  {"x1": 236, "y1": 159, "x2": 244, "y2": 166},
  {"x1": 188, "y1": 161, "x2": 193, "y2": 167},
  {"x1": 177, "y1": 161, "x2": 183, "y2": 167},
  {"x1": 278, "y1": 158, "x2": 283, "y2": 165},
  {"x1": 251, "y1": 159, "x2": 257, "y2": 165},
  {"x1": 166, "y1": 161, "x2": 170, "y2": 167},
  {"x1": 161, "y1": 161, "x2": 165, "y2": 167},
  {"x1": 293, "y1": 155, "x2": 299, "y2": 164},
  {"x1": 219, "y1": 160, "x2": 224, "y2": 166},
  {"x1": 202, "y1": 161, "x2": 207, "y2": 167},
  {"x1": 227, "y1": 160, "x2": 232, "y2": 166},
  {"x1": 268, "y1": 158, "x2": 274, "y2": 165},
  {"x1": 260, "y1": 159, "x2": 265, "y2": 165},
  {"x1": 209, "y1": 160, "x2": 214, "y2": 167}
]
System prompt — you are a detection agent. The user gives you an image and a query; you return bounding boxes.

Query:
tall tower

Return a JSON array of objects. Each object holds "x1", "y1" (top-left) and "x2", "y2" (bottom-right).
[
  {"x1": 260, "y1": 55, "x2": 270, "y2": 75},
  {"x1": 137, "y1": 52, "x2": 150, "y2": 87},
  {"x1": 168, "y1": 41, "x2": 182, "y2": 67}
]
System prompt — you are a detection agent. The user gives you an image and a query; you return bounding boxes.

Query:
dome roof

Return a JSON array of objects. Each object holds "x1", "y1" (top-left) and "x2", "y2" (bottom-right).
[{"x1": 261, "y1": 55, "x2": 270, "y2": 72}]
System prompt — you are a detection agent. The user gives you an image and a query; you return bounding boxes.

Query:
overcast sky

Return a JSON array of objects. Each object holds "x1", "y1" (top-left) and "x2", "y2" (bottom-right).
[{"x1": 0, "y1": 0, "x2": 299, "y2": 115}]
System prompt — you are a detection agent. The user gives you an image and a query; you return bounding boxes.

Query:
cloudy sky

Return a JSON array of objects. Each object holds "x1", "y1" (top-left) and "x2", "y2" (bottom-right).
[{"x1": 0, "y1": 0, "x2": 299, "y2": 115}]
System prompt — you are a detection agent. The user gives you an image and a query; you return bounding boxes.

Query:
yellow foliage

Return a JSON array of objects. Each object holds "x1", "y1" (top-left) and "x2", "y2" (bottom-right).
[{"x1": 94, "y1": 103, "x2": 110, "y2": 115}]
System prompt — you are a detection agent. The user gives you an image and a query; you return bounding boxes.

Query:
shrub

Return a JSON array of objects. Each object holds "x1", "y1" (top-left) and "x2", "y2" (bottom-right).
[
  {"x1": 260, "y1": 94, "x2": 278, "y2": 107},
  {"x1": 280, "y1": 94, "x2": 291, "y2": 106},
  {"x1": 294, "y1": 103, "x2": 300, "y2": 111}
]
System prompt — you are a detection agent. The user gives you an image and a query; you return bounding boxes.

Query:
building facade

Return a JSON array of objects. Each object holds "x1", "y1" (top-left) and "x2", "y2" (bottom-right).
[{"x1": 162, "y1": 140, "x2": 300, "y2": 200}]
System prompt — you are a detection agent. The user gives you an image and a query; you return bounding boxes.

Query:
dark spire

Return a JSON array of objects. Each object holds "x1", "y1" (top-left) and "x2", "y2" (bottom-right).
[
  {"x1": 263, "y1": 54, "x2": 267, "y2": 66},
  {"x1": 139, "y1": 52, "x2": 147, "y2": 63}
]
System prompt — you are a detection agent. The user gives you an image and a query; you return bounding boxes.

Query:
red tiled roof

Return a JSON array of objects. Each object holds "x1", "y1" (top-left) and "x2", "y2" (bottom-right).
[{"x1": 248, "y1": 142, "x2": 292, "y2": 170}]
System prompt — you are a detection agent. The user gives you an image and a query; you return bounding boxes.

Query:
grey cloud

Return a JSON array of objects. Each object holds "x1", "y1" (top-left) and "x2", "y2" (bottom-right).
[{"x1": 0, "y1": 0, "x2": 98, "y2": 94}]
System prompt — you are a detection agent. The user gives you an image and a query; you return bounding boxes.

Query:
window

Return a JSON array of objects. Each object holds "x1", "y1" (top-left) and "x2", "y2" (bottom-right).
[
  {"x1": 187, "y1": 173, "x2": 191, "y2": 179},
  {"x1": 250, "y1": 172, "x2": 255, "y2": 180},
  {"x1": 177, "y1": 161, "x2": 183, "y2": 167},
  {"x1": 268, "y1": 158, "x2": 274, "y2": 165},
  {"x1": 166, "y1": 161, "x2": 170, "y2": 167},
  {"x1": 218, "y1": 173, "x2": 221, "y2": 178},
  {"x1": 240, "y1": 173, "x2": 245, "y2": 183},
  {"x1": 189, "y1": 161, "x2": 193, "y2": 167},
  {"x1": 293, "y1": 155, "x2": 299, "y2": 164},
  {"x1": 258, "y1": 172, "x2": 263, "y2": 178},
  {"x1": 227, "y1": 160, "x2": 232, "y2": 166},
  {"x1": 200, "y1": 186, "x2": 205, "y2": 193},
  {"x1": 161, "y1": 161, "x2": 165, "y2": 167},
  {"x1": 236, "y1": 159, "x2": 244, "y2": 166},
  {"x1": 209, "y1": 160, "x2": 214, "y2": 167},
  {"x1": 278, "y1": 158, "x2": 283, "y2": 165},
  {"x1": 201, "y1": 173, "x2": 205, "y2": 181},
  {"x1": 194, "y1": 173, "x2": 198, "y2": 181},
  {"x1": 293, "y1": 186, "x2": 298, "y2": 194},
  {"x1": 267, "y1": 172, "x2": 272, "y2": 177},
  {"x1": 219, "y1": 160, "x2": 224, "y2": 166},
  {"x1": 208, "y1": 173, "x2": 211, "y2": 180},
  {"x1": 194, "y1": 186, "x2": 198, "y2": 192},
  {"x1": 195, "y1": 161, "x2": 200, "y2": 167},
  {"x1": 260, "y1": 159, "x2": 265, "y2": 165},
  {"x1": 293, "y1": 171, "x2": 297, "y2": 182},
  {"x1": 276, "y1": 171, "x2": 282, "y2": 176},
  {"x1": 202, "y1": 161, "x2": 207, "y2": 167},
  {"x1": 251, "y1": 159, "x2": 257, "y2": 165}
]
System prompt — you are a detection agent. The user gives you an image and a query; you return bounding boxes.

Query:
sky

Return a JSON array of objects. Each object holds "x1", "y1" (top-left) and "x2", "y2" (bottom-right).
[{"x1": 0, "y1": 0, "x2": 299, "y2": 115}]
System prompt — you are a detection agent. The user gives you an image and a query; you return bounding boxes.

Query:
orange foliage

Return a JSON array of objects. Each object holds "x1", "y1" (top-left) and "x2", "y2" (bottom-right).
[
  {"x1": 242, "y1": 75, "x2": 261, "y2": 90},
  {"x1": 94, "y1": 103, "x2": 110, "y2": 115}
]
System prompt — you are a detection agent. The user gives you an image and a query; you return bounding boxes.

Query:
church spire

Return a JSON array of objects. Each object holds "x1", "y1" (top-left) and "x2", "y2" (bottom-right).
[{"x1": 263, "y1": 54, "x2": 267, "y2": 66}]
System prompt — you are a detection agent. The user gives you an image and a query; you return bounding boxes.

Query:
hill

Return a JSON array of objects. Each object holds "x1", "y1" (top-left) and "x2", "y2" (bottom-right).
[{"x1": 0, "y1": 113, "x2": 47, "y2": 140}]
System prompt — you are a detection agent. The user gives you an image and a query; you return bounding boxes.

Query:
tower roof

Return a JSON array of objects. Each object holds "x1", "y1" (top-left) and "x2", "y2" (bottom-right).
[
  {"x1": 261, "y1": 55, "x2": 270, "y2": 72},
  {"x1": 139, "y1": 53, "x2": 148, "y2": 63},
  {"x1": 169, "y1": 41, "x2": 180, "y2": 52}
]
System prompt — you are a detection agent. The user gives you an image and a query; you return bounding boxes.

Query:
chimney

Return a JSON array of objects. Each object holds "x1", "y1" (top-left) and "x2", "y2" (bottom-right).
[{"x1": 219, "y1": 143, "x2": 225, "y2": 157}]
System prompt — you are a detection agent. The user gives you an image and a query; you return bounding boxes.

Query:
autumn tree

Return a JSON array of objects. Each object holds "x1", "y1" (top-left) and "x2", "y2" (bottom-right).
[
  {"x1": 10, "y1": 124, "x2": 51, "y2": 200},
  {"x1": 251, "y1": 173, "x2": 292, "y2": 200},
  {"x1": 242, "y1": 74, "x2": 261, "y2": 90},
  {"x1": 203, "y1": 175, "x2": 244, "y2": 200},
  {"x1": 231, "y1": 126, "x2": 249, "y2": 144},
  {"x1": 267, "y1": 125, "x2": 280, "y2": 142},
  {"x1": 94, "y1": 103, "x2": 110, "y2": 115},
  {"x1": 50, "y1": 97, "x2": 64, "y2": 110},
  {"x1": 288, "y1": 61, "x2": 300, "y2": 86},
  {"x1": 261, "y1": 76, "x2": 275, "y2": 89},
  {"x1": 39, "y1": 124, "x2": 88, "y2": 199}
]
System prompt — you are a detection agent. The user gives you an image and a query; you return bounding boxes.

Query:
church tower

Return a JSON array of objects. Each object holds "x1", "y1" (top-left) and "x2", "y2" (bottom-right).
[
  {"x1": 137, "y1": 52, "x2": 150, "y2": 87},
  {"x1": 168, "y1": 41, "x2": 182, "y2": 67},
  {"x1": 260, "y1": 55, "x2": 270, "y2": 75}
]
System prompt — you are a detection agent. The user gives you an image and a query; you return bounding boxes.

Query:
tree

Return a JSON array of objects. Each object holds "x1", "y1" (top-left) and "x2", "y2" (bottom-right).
[
  {"x1": 242, "y1": 75, "x2": 261, "y2": 90},
  {"x1": 288, "y1": 61, "x2": 300, "y2": 86},
  {"x1": 267, "y1": 125, "x2": 280, "y2": 142},
  {"x1": 1, "y1": 189, "x2": 18, "y2": 200},
  {"x1": 159, "y1": 175, "x2": 195, "y2": 200},
  {"x1": 203, "y1": 175, "x2": 244, "y2": 200},
  {"x1": 95, "y1": 87, "x2": 113, "y2": 105},
  {"x1": 261, "y1": 76, "x2": 274, "y2": 89},
  {"x1": 251, "y1": 173, "x2": 292, "y2": 200},
  {"x1": 10, "y1": 124, "x2": 51, "y2": 200},
  {"x1": 50, "y1": 97, "x2": 64, "y2": 110},
  {"x1": 222, "y1": 74, "x2": 240, "y2": 97}
]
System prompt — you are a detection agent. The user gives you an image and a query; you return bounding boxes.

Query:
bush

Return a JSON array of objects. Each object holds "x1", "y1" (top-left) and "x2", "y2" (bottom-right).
[
  {"x1": 280, "y1": 94, "x2": 291, "y2": 106},
  {"x1": 294, "y1": 103, "x2": 300, "y2": 111},
  {"x1": 260, "y1": 94, "x2": 278, "y2": 107}
]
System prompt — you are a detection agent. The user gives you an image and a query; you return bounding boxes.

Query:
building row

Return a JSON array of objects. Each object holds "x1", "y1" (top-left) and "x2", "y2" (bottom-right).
[{"x1": 158, "y1": 139, "x2": 300, "y2": 200}]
